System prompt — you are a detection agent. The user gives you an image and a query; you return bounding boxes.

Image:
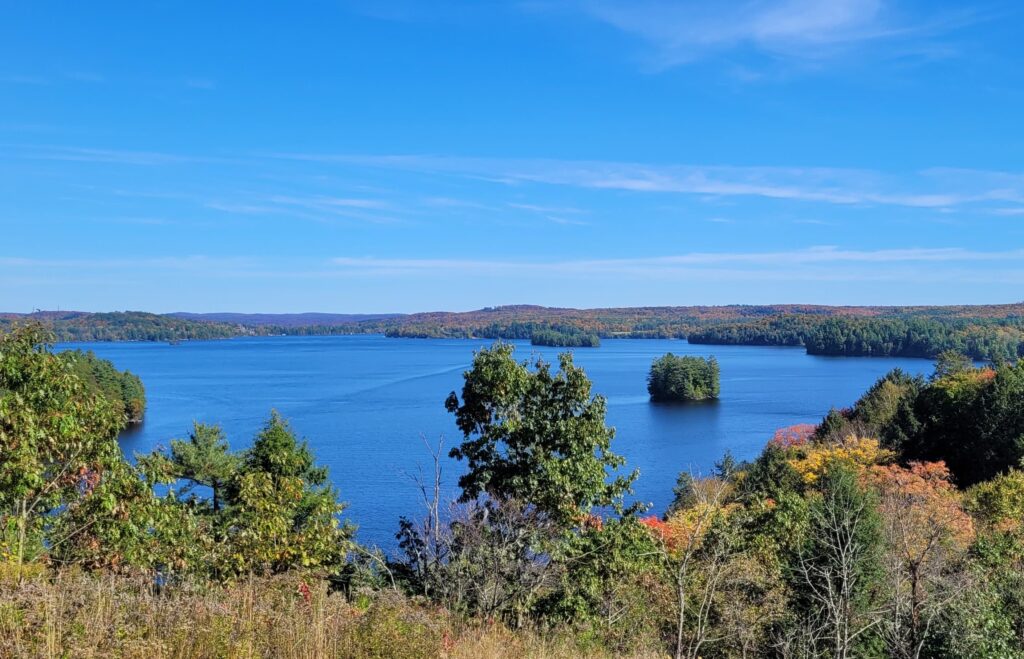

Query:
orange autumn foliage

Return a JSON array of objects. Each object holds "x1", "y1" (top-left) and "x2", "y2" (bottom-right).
[
  {"x1": 868, "y1": 461, "x2": 975, "y2": 555},
  {"x1": 639, "y1": 516, "x2": 675, "y2": 548},
  {"x1": 578, "y1": 513, "x2": 604, "y2": 532},
  {"x1": 640, "y1": 497, "x2": 738, "y2": 557}
]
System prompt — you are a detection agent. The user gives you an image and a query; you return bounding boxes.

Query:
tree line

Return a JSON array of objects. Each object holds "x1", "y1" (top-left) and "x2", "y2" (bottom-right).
[
  {"x1": 689, "y1": 315, "x2": 1024, "y2": 361},
  {"x1": 530, "y1": 327, "x2": 601, "y2": 347},
  {"x1": 0, "y1": 311, "x2": 246, "y2": 342},
  {"x1": 10, "y1": 307, "x2": 1024, "y2": 363},
  {"x1": 62, "y1": 349, "x2": 146, "y2": 424}
]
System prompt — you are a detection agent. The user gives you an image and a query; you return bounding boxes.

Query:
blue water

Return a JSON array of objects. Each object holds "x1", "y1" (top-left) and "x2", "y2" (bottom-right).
[{"x1": 59, "y1": 336, "x2": 935, "y2": 548}]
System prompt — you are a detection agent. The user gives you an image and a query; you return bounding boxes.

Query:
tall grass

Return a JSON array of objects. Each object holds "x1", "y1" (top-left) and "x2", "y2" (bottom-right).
[{"x1": 0, "y1": 566, "x2": 665, "y2": 658}]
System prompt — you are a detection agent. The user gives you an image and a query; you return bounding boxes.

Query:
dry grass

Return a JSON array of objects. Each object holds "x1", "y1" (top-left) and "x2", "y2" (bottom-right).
[{"x1": 0, "y1": 567, "x2": 666, "y2": 658}]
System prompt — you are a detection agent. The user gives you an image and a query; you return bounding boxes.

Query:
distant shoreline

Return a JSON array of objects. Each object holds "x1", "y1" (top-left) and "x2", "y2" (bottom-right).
[{"x1": 7, "y1": 303, "x2": 1023, "y2": 361}]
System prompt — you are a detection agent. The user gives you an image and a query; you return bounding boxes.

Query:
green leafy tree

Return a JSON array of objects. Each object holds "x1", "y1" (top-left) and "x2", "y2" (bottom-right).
[
  {"x1": 0, "y1": 325, "x2": 125, "y2": 570},
  {"x1": 542, "y1": 516, "x2": 665, "y2": 651},
  {"x1": 446, "y1": 343, "x2": 636, "y2": 523},
  {"x1": 739, "y1": 443, "x2": 804, "y2": 503},
  {"x1": 45, "y1": 456, "x2": 210, "y2": 572}
]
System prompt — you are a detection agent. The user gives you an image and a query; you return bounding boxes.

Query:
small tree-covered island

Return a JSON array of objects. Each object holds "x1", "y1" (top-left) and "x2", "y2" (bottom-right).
[{"x1": 647, "y1": 353, "x2": 721, "y2": 402}]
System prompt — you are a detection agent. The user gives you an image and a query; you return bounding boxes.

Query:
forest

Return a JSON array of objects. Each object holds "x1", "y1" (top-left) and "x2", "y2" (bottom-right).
[
  {"x1": 4, "y1": 322, "x2": 1024, "y2": 657},
  {"x1": 0, "y1": 311, "x2": 246, "y2": 342},
  {"x1": 9, "y1": 304, "x2": 1024, "y2": 362},
  {"x1": 688, "y1": 315, "x2": 1024, "y2": 361},
  {"x1": 61, "y1": 349, "x2": 146, "y2": 424},
  {"x1": 530, "y1": 327, "x2": 601, "y2": 347}
]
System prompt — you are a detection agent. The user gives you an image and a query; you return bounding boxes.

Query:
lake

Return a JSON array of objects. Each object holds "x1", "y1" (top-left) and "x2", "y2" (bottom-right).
[{"x1": 60, "y1": 335, "x2": 936, "y2": 548}]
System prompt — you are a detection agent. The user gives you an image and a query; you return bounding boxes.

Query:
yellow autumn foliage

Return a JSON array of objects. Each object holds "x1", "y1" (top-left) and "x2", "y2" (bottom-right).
[{"x1": 788, "y1": 435, "x2": 894, "y2": 484}]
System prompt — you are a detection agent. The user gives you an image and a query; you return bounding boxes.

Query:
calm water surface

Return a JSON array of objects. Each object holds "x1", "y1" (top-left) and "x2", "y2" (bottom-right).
[{"x1": 59, "y1": 336, "x2": 935, "y2": 548}]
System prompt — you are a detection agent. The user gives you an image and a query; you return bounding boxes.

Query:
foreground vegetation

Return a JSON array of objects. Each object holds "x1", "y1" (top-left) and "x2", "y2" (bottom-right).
[
  {"x1": 2, "y1": 569, "x2": 656, "y2": 659},
  {"x1": 3, "y1": 323, "x2": 1024, "y2": 657}
]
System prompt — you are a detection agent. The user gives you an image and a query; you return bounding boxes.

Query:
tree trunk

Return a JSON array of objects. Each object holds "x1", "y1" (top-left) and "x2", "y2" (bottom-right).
[
  {"x1": 17, "y1": 497, "x2": 28, "y2": 581},
  {"x1": 675, "y1": 566, "x2": 687, "y2": 659}
]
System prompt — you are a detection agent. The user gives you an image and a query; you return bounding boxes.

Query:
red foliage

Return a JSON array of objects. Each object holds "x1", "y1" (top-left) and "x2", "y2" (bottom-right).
[
  {"x1": 639, "y1": 516, "x2": 666, "y2": 533},
  {"x1": 297, "y1": 581, "x2": 312, "y2": 606},
  {"x1": 442, "y1": 630, "x2": 455, "y2": 653},
  {"x1": 639, "y1": 516, "x2": 676, "y2": 549},
  {"x1": 768, "y1": 424, "x2": 816, "y2": 449}
]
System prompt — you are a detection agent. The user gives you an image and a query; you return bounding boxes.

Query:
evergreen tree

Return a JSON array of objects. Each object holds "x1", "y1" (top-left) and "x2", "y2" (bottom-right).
[
  {"x1": 224, "y1": 412, "x2": 352, "y2": 574},
  {"x1": 169, "y1": 422, "x2": 238, "y2": 512}
]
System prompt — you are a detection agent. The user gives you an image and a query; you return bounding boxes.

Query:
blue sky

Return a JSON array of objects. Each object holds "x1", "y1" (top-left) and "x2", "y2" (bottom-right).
[{"x1": 2, "y1": 0, "x2": 1024, "y2": 313}]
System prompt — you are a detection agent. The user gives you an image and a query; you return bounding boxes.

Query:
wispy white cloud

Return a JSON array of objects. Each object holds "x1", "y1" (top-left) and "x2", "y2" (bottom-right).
[
  {"x1": 20, "y1": 246, "x2": 1014, "y2": 276},
  {"x1": 331, "y1": 246, "x2": 1024, "y2": 275},
  {"x1": 560, "y1": 0, "x2": 979, "y2": 70},
  {"x1": 204, "y1": 194, "x2": 400, "y2": 225},
  {"x1": 14, "y1": 145, "x2": 1024, "y2": 215},
  {"x1": 506, "y1": 201, "x2": 589, "y2": 225},
  {"x1": 184, "y1": 77, "x2": 217, "y2": 90},
  {"x1": 0, "y1": 255, "x2": 258, "y2": 270},
  {"x1": 267, "y1": 195, "x2": 390, "y2": 211},
  {"x1": 272, "y1": 152, "x2": 1024, "y2": 211},
  {"x1": 507, "y1": 202, "x2": 586, "y2": 214},
  {"x1": 66, "y1": 71, "x2": 105, "y2": 83},
  {"x1": 0, "y1": 74, "x2": 49, "y2": 85},
  {"x1": 22, "y1": 146, "x2": 220, "y2": 166},
  {"x1": 420, "y1": 196, "x2": 491, "y2": 209},
  {"x1": 204, "y1": 201, "x2": 286, "y2": 215},
  {"x1": 545, "y1": 215, "x2": 589, "y2": 226},
  {"x1": 5, "y1": 248, "x2": 1024, "y2": 291}
]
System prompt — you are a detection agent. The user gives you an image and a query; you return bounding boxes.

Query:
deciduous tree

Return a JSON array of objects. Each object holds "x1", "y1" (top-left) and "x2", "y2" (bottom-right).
[{"x1": 446, "y1": 343, "x2": 635, "y2": 524}]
